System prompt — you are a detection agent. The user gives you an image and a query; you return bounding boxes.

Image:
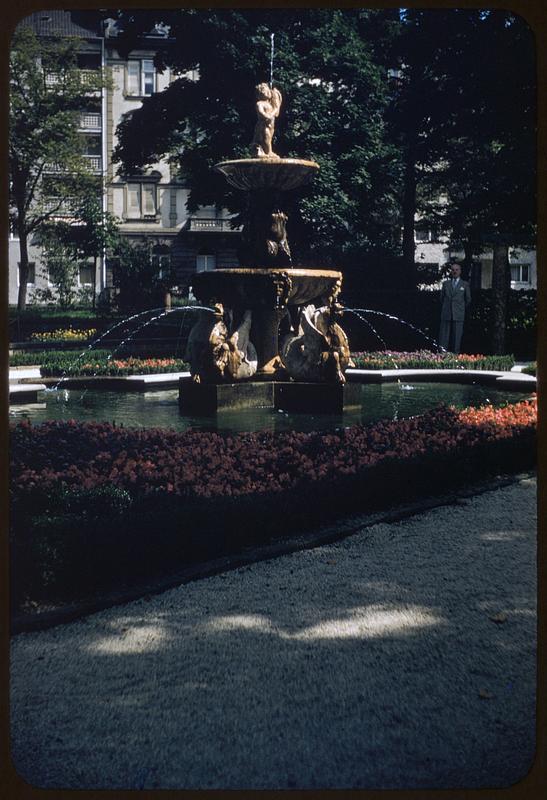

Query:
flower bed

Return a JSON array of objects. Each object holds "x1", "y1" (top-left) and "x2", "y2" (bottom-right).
[
  {"x1": 40, "y1": 355, "x2": 189, "y2": 377},
  {"x1": 30, "y1": 327, "x2": 97, "y2": 343},
  {"x1": 350, "y1": 350, "x2": 515, "y2": 371},
  {"x1": 10, "y1": 397, "x2": 536, "y2": 607}
]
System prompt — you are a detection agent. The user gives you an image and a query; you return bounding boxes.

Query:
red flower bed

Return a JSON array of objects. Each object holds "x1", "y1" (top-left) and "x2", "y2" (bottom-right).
[{"x1": 10, "y1": 397, "x2": 537, "y2": 503}]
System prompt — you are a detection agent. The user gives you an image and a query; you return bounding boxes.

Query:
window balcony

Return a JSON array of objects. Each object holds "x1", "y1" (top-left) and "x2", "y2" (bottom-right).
[
  {"x1": 45, "y1": 70, "x2": 101, "y2": 93},
  {"x1": 83, "y1": 155, "x2": 102, "y2": 172},
  {"x1": 44, "y1": 155, "x2": 102, "y2": 174},
  {"x1": 186, "y1": 218, "x2": 241, "y2": 233},
  {"x1": 79, "y1": 112, "x2": 102, "y2": 131},
  {"x1": 43, "y1": 198, "x2": 77, "y2": 216},
  {"x1": 80, "y1": 69, "x2": 102, "y2": 91}
]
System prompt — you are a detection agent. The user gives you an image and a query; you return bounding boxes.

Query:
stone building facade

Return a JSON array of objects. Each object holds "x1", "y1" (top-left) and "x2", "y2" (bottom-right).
[
  {"x1": 9, "y1": 10, "x2": 240, "y2": 306},
  {"x1": 413, "y1": 226, "x2": 537, "y2": 293},
  {"x1": 9, "y1": 10, "x2": 536, "y2": 305}
]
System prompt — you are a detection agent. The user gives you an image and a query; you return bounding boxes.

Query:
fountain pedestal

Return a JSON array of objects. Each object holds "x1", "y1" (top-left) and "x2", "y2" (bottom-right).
[{"x1": 179, "y1": 377, "x2": 362, "y2": 415}]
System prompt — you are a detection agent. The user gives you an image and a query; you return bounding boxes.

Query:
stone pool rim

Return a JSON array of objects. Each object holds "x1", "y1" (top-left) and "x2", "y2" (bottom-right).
[{"x1": 10, "y1": 366, "x2": 537, "y2": 398}]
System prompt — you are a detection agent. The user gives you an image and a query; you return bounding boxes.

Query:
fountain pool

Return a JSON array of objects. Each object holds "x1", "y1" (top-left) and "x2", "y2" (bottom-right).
[{"x1": 10, "y1": 382, "x2": 533, "y2": 435}]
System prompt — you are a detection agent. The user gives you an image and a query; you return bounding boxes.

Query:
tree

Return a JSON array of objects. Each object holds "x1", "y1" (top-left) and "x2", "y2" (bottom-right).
[
  {"x1": 36, "y1": 197, "x2": 120, "y2": 309},
  {"x1": 393, "y1": 9, "x2": 536, "y2": 350},
  {"x1": 9, "y1": 26, "x2": 107, "y2": 310},
  {"x1": 112, "y1": 9, "x2": 403, "y2": 270},
  {"x1": 68, "y1": 195, "x2": 120, "y2": 308},
  {"x1": 35, "y1": 224, "x2": 81, "y2": 309},
  {"x1": 111, "y1": 238, "x2": 168, "y2": 313}
]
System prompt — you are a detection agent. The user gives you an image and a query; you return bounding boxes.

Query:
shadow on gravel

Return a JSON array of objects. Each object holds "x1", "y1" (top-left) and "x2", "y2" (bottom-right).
[{"x1": 10, "y1": 480, "x2": 537, "y2": 791}]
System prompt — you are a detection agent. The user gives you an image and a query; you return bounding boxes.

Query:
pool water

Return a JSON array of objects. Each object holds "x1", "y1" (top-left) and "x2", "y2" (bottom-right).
[{"x1": 9, "y1": 382, "x2": 532, "y2": 434}]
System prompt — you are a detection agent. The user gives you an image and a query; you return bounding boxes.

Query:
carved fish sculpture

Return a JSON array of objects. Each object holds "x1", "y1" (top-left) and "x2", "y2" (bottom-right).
[
  {"x1": 281, "y1": 304, "x2": 351, "y2": 384},
  {"x1": 186, "y1": 306, "x2": 257, "y2": 382}
]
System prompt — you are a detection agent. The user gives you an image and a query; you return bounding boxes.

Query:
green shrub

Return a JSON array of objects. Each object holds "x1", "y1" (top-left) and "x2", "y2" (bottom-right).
[
  {"x1": 521, "y1": 362, "x2": 536, "y2": 376},
  {"x1": 10, "y1": 349, "x2": 189, "y2": 376},
  {"x1": 55, "y1": 484, "x2": 133, "y2": 517},
  {"x1": 10, "y1": 349, "x2": 112, "y2": 367}
]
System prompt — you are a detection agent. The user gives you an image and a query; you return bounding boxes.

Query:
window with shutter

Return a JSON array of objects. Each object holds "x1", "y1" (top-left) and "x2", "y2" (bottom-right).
[
  {"x1": 142, "y1": 184, "x2": 156, "y2": 215},
  {"x1": 127, "y1": 184, "x2": 141, "y2": 218},
  {"x1": 127, "y1": 61, "x2": 140, "y2": 95}
]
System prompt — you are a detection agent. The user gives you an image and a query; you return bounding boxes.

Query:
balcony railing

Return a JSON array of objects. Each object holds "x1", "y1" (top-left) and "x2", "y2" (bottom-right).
[
  {"x1": 80, "y1": 69, "x2": 101, "y2": 86},
  {"x1": 79, "y1": 112, "x2": 102, "y2": 131},
  {"x1": 187, "y1": 218, "x2": 241, "y2": 232},
  {"x1": 44, "y1": 155, "x2": 102, "y2": 174},
  {"x1": 83, "y1": 155, "x2": 102, "y2": 172},
  {"x1": 45, "y1": 70, "x2": 101, "y2": 92},
  {"x1": 43, "y1": 198, "x2": 78, "y2": 216}
]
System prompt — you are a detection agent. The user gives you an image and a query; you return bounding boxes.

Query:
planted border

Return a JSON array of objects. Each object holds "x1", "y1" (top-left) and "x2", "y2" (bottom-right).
[
  {"x1": 9, "y1": 350, "x2": 189, "y2": 375},
  {"x1": 351, "y1": 351, "x2": 515, "y2": 371},
  {"x1": 10, "y1": 397, "x2": 536, "y2": 606}
]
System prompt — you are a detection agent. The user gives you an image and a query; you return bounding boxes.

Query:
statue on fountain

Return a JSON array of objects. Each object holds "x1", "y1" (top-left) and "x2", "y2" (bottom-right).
[
  {"x1": 185, "y1": 305, "x2": 257, "y2": 383},
  {"x1": 281, "y1": 303, "x2": 353, "y2": 384},
  {"x1": 252, "y1": 83, "x2": 282, "y2": 158}
]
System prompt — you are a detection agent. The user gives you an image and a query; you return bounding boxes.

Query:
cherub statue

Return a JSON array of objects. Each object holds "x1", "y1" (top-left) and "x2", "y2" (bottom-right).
[{"x1": 252, "y1": 82, "x2": 282, "y2": 158}]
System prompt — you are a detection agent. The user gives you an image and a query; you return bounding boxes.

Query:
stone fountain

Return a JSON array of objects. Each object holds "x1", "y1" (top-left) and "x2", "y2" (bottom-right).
[{"x1": 180, "y1": 81, "x2": 357, "y2": 413}]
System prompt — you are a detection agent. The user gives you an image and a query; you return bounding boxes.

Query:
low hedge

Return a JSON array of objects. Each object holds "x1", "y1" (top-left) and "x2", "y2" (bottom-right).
[
  {"x1": 9, "y1": 349, "x2": 112, "y2": 368},
  {"x1": 351, "y1": 351, "x2": 515, "y2": 371},
  {"x1": 10, "y1": 397, "x2": 536, "y2": 607},
  {"x1": 521, "y1": 363, "x2": 537, "y2": 376},
  {"x1": 9, "y1": 349, "x2": 189, "y2": 376}
]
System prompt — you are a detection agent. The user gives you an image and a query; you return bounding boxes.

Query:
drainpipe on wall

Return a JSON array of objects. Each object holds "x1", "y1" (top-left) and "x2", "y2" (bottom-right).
[{"x1": 100, "y1": 32, "x2": 108, "y2": 295}]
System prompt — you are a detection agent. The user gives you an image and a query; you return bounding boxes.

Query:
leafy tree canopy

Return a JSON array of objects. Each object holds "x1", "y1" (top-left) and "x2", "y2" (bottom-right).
[
  {"x1": 396, "y1": 9, "x2": 536, "y2": 251},
  {"x1": 112, "y1": 9, "x2": 403, "y2": 265},
  {"x1": 10, "y1": 25, "x2": 109, "y2": 308}
]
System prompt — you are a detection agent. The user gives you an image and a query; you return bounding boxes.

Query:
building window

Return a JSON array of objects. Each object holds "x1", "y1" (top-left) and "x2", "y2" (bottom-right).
[
  {"x1": 196, "y1": 252, "x2": 216, "y2": 272},
  {"x1": 18, "y1": 262, "x2": 35, "y2": 286},
  {"x1": 152, "y1": 253, "x2": 171, "y2": 280},
  {"x1": 126, "y1": 183, "x2": 157, "y2": 219},
  {"x1": 127, "y1": 59, "x2": 155, "y2": 96},
  {"x1": 79, "y1": 263, "x2": 94, "y2": 287},
  {"x1": 77, "y1": 53, "x2": 101, "y2": 71},
  {"x1": 415, "y1": 225, "x2": 441, "y2": 243},
  {"x1": 510, "y1": 264, "x2": 531, "y2": 284}
]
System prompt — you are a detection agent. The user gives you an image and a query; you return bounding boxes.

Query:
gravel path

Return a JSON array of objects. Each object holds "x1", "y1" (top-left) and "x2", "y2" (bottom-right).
[{"x1": 10, "y1": 475, "x2": 537, "y2": 790}]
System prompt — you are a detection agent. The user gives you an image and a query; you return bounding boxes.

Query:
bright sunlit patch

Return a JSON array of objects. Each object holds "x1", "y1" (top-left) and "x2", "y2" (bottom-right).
[
  {"x1": 206, "y1": 606, "x2": 444, "y2": 640},
  {"x1": 286, "y1": 605, "x2": 444, "y2": 640},
  {"x1": 89, "y1": 624, "x2": 167, "y2": 654},
  {"x1": 481, "y1": 530, "x2": 529, "y2": 541}
]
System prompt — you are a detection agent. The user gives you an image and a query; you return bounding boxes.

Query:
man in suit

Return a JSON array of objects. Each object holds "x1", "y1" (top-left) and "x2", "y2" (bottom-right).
[{"x1": 439, "y1": 261, "x2": 471, "y2": 353}]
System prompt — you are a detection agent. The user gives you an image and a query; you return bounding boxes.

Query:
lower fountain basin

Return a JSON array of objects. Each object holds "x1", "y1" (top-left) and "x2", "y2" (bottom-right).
[
  {"x1": 11, "y1": 382, "x2": 533, "y2": 431},
  {"x1": 215, "y1": 157, "x2": 320, "y2": 191},
  {"x1": 191, "y1": 267, "x2": 342, "y2": 308}
]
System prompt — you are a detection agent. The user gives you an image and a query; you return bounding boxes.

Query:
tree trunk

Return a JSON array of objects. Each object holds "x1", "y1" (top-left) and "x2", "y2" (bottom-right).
[
  {"x1": 401, "y1": 150, "x2": 417, "y2": 290},
  {"x1": 92, "y1": 256, "x2": 97, "y2": 310},
  {"x1": 462, "y1": 243, "x2": 474, "y2": 282},
  {"x1": 16, "y1": 225, "x2": 29, "y2": 312},
  {"x1": 491, "y1": 243, "x2": 510, "y2": 354}
]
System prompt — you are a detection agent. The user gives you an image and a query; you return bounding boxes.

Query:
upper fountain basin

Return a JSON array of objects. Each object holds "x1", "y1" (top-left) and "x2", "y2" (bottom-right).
[
  {"x1": 215, "y1": 157, "x2": 320, "y2": 191},
  {"x1": 191, "y1": 267, "x2": 342, "y2": 308}
]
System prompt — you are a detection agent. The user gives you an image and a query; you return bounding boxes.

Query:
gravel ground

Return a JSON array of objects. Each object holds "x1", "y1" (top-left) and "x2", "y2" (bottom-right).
[{"x1": 10, "y1": 475, "x2": 537, "y2": 790}]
